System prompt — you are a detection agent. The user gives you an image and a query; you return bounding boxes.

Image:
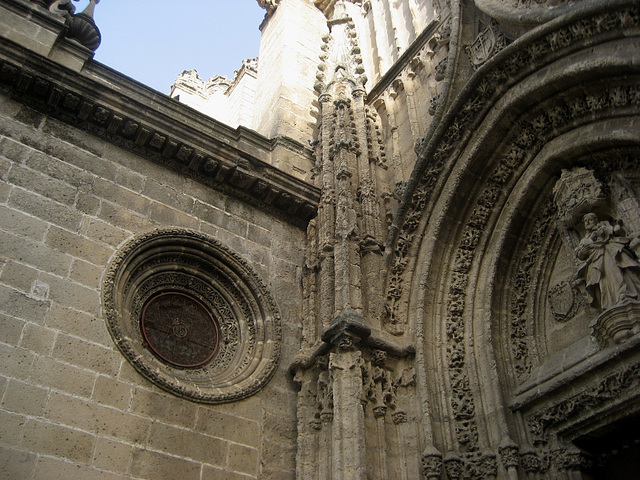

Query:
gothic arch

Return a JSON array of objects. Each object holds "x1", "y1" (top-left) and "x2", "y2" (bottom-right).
[{"x1": 395, "y1": 0, "x2": 640, "y2": 476}]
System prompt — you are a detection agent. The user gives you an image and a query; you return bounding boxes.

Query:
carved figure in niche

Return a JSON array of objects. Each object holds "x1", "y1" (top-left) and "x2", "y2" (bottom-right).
[{"x1": 575, "y1": 213, "x2": 640, "y2": 310}]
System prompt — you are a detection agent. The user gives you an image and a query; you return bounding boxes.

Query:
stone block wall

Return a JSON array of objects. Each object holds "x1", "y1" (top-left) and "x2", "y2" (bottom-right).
[{"x1": 0, "y1": 93, "x2": 303, "y2": 480}]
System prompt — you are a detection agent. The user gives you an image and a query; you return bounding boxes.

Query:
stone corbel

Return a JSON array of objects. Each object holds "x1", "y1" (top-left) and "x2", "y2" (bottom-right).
[
  {"x1": 590, "y1": 302, "x2": 640, "y2": 346},
  {"x1": 321, "y1": 308, "x2": 371, "y2": 350}
]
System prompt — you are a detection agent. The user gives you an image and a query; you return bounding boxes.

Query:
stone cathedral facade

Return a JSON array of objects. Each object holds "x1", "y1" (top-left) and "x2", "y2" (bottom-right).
[{"x1": 0, "y1": 0, "x2": 639, "y2": 479}]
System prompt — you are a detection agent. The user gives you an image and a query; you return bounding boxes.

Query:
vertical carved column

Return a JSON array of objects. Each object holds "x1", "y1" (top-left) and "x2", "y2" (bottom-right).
[
  {"x1": 317, "y1": 356, "x2": 333, "y2": 480},
  {"x1": 295, "y1": 369, "x2": 319, "y2": 479},
  {"x1": 369, "y1": 350, "x2": 390, "y2": 479},
  {"x1": 302, "y1": 219, "x2": 319, "y2": 347},
  {"x1": 318, "y1": 93, "x2": 336, "y2": 330},
  {"x1": 499, "y1": 437, "x2": 520, "y2": 480},
  {"x1": 353, "y1": 89, "x2": 385, "y2": 328},
  {"x1": 373, "y1": 404, "x2": 389, "y2": 478},
  {"x1": 330, "y1": 346, "x2": 367, "y2": 480},
  {"x1": 332, "y1": 93, "x2": 363, "y2": 314}
]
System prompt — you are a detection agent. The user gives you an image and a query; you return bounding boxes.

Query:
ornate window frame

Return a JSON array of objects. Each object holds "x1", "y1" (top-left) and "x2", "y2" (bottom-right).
[{"x1": 102, "y1": 228, "x2": 282, "y2": 403}]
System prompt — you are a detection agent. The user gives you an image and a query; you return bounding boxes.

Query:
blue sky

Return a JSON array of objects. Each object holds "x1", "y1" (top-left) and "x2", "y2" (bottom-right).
[{"x1": 76, "y1": 0, "x2": 265, "y2": 93}]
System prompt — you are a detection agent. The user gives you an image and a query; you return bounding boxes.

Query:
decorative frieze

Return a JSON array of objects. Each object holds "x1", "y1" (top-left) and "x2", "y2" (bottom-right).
[
  {"x1": 442, "y1": 451, "x2": 497, "y2": 480},
  {"x1": 527, "y1": 361, "x2": 640, "y2": 443}
]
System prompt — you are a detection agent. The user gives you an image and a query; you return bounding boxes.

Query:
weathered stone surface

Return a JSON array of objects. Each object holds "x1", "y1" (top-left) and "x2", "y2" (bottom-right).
[{"x1": 0, "y1": 0, "x2": 639, "y2": 479}]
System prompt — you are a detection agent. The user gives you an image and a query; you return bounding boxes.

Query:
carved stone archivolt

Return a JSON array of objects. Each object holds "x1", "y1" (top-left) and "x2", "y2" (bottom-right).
[
  {"x1": 389, "y1": 0, "x2": 640, "y2": 334},
  {"x1": 390, "y1": 1, "x2": 640, "y2": 471},
  {"x1": 102, "y1": 228, "x2": 282, "y2": 403}
]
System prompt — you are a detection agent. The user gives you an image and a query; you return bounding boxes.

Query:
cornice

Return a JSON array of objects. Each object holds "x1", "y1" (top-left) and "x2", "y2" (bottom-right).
[{"x1": 0, "y1": 38, "x2": 319, "y2": 227}]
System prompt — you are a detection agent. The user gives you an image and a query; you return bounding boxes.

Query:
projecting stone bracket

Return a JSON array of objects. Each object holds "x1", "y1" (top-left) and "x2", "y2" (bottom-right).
[
  {"x1": 291, "y1": 310, "x2": 414, "y2": 373},
  {"x1": 321, "y1": 308, "x2": 371, "y2": 350},
  {"x1": 591, "y1": 302, "x2": 640, "y2": 347}
]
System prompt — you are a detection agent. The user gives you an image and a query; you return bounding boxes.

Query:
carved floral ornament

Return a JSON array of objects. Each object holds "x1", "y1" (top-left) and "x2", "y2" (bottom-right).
[
  {"x1": 102, "y1": 228, "x2": 282, "y2": 403},
  {"x1": 387, "y1": 0, "x2": 640, "y2": 333},
  {"x1": 382, "y1": 0, "x2": 640, "y2": 455}
]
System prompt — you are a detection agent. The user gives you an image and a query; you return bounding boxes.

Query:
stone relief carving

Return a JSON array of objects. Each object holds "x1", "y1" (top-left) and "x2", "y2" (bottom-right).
[
  {"x1": 527, "y1": 362, "x2": 640, "y2": 443},
  {"x1": 102, "y1": 228, "x2": 282, "y2": 403},
  {"x1": 575, "y1": 212, "x2": 640, "y2": 311},
  {"x1": 552, "y1": 166, "x2": 640, "y2": 345},
  {"x1": 547, "y1": 280, "x2": 580, "y2": 322},
  {"x1": 387, "y1": 4, "x2": 640, "y2": 337},
  {"x1": 465, "y1": 21, "x2": 507, "y2": 71}
]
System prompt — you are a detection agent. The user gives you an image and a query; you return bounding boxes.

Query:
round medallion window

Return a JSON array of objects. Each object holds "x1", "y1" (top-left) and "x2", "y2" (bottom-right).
[
  {"x1": 141, "y1": 292, "x2": 219, "y2": 368},
  {"x1": 102, "y1": 228, "x2": 282, "y2": 403}
]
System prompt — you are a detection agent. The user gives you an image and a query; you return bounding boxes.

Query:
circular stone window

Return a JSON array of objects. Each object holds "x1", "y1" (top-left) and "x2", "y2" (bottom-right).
[
  {"x1": 141, "y1": 292, "x2": 219, "y2": 368},
  {"x1": 102, "y1": 228, "x2": 281, "y2": 403}
]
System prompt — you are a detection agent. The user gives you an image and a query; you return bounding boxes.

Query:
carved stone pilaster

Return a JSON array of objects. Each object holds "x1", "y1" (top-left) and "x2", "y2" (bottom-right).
[{"x1": 329, "y1": 349, "x2": 367, "y2": 480}]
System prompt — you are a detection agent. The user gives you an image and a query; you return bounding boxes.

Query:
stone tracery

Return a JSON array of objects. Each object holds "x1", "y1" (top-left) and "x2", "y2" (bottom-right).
[{"x1": 102, "y1": 228, "x2": 282, "y2": 403}]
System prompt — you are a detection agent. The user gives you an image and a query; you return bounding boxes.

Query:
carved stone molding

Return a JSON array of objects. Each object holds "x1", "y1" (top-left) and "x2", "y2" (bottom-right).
[
  {"x1": 591, "y1": 301, "x2": 640, "y2": 346},
  {"x1": 388, "y1": 0, "x2": 640, "y2": 331},
  {"x1": 0, "y1": 52, "x2": 318, "y2": 228},
  {"x1": 527, "y1": 361, "x2": 640, "y2": 443},
  {"x1": 387, "y1": 0, "x2": 640, "y2": 452},
  {"x1": 102, "y1": 228, "x2": 282, "y2": 403},
  {"x1": 509, "y1": 198, "x2": 556, "y2": 380}
]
